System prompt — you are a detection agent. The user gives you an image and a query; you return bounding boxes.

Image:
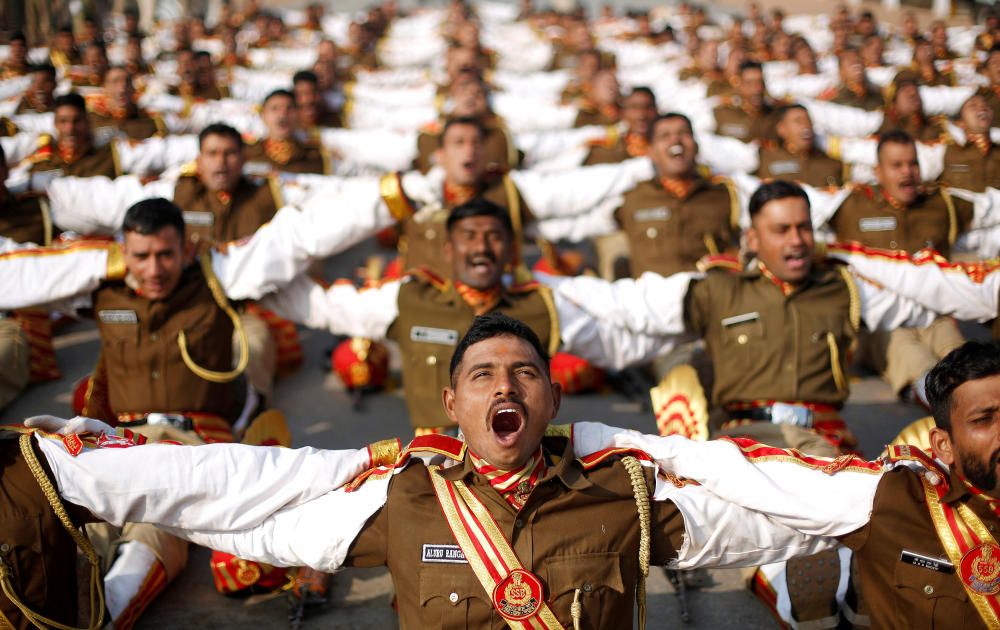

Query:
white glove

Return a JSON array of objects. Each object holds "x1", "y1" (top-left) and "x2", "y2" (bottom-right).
[{"x1": 23, "y1": 415, "x2": 117, "y2": 436}]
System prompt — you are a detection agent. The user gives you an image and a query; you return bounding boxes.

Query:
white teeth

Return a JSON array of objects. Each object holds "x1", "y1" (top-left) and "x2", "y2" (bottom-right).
[
  {"x1": 497, "y1": 408, "x2": 517, "y2": 415},
  {"x1": 668, "y1": 145, "x2": 684, "y2": 156}
]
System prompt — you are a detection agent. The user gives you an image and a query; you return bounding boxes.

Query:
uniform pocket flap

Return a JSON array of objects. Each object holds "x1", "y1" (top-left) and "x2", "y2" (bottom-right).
[
  {"x1": 419, "y1": 565, "x2": 489, "y2": 607},
  {"x1": 544, "y1": 551, "x2": 624, "y2": 599},
  {"x1": 894, "y1": 557, "x2": 968, "y2": 602}
]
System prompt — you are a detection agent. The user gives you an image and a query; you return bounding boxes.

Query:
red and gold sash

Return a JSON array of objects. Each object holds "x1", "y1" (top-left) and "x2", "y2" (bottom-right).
[
  {"x1": 428, "y1": 463, "x2": 565, "y2": 629},
  {"x1": 920, "y1": 463, "x2": 1000, "y2": 627}
]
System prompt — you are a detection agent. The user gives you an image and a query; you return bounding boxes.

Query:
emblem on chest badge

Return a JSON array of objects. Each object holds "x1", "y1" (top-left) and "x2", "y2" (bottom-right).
[
  {"x1": 961, "y1": 542, "x2": 1000, "y2": 595},
  {"x1": 493, "y1": 569, "x2": 543, "y2": 620}
]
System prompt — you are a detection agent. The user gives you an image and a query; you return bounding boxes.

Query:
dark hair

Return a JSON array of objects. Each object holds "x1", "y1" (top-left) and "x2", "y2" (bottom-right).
[
  {"x1": 925, "y1": 341, "x2": 1000, "y2": 432},
  {"x1": 442, "y1": 115, "x2": 486, "y2": 140},
  {"x1": 446, "y1": 198, "x2": 513, "y2": 235},
  {"x1": 739, "y1": 59, "x2": 763, "y2": 74},
  {"x1": 53, "y1": 92, "x2": 87, "y2": 114},
  {"x1": 84, "y1": 40, "x2": 107, "y2": 56},
  {"x1": 449, "y1": 313, "x2": 550, "y2": 385},
  {"x1": 9, "y1": 31, "x2": 26, "y2": 45},
  {"x1": 838, "y1": 47, "x2": 861, "y2": 63},
  {"x1": 122, "y1": 198, "x2": 186, "y2": 239},
  {"x1": 648, "y1": 112, "x2": 693, "y2": 140},
  {"x1": 262, "y1": 88, "x2": 295, "y2": 107},
  {"x1": 193, "y1": 49, "x2": 212, "y2": 62},
  {"x1": 292, "y1": 69, "x2": 319, "y2": 86},
  {"x1": 876, "y1": 128, "x2": 915, "y2": 160},
  {"x1": 776, "y1": 103, "x2": 808, "y2": 123},
  {"x1": 0, "y1": 142, "x2": 6, "y2": 163},
  {"x1": 29, "y1": 64, "x2": 57, "y2": 80},
  {"x1": 625, "y1": 85, "x2": 656, "y2": 106},
  {"x1": 748, "y1": 179, "x2": 810, "y2": 219},
  {"x1": 198, "y1": 123, "x2": 243, "y2": 149}
]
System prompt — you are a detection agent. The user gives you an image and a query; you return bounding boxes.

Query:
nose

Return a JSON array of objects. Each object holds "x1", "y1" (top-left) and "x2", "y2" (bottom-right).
[{"x1": 493, "y1": 370, "x2": 516, "y2": 398}]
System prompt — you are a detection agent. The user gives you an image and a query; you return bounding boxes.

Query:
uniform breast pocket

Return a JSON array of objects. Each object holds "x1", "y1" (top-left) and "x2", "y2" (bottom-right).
[
  {"x1": 893, "y1": 559, "x2": 971, "y2": 629},
  {"x1": 418, "y1": 565, "x2": 491, "y2": 630},
  {"x1": 99, "y1": 321, "x2": 139, "y2": 366},
  {"x1": 720, "y1": 313, "x2": 764, "y2": 360},
  {"x1": 0, "y1": 516, "x2": 47, "y2": 602},
  {"x1": 543, "y1": 552, "x2": 624, "y2": 630}
]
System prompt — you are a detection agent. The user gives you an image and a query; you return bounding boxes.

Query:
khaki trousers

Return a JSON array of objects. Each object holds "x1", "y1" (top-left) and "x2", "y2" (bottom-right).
[
  {"x1": 592, "y1": 231, "x2": 631, "y2": 280},
  {"x1": 862, "y1": 317, "x2": 965, "y2": 395}
]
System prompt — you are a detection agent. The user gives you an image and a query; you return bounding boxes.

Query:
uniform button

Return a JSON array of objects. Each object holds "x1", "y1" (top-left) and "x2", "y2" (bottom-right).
[
  {"x1": 150, "y1": 333, "x2": 158, "y2": 341},
  {"x1": 0, "y1": 543, "x2": 9, "y2": 554},
  {"x1": 514, "y1": 518, "x2": 524, "y2": 528},
  {"x1": 426, "y1": 356, "x2": 437, "y2": 366},
  {"x1": 583, "y1": 582, "x2": 593, "y2": 593},
  {"x1": 424, "y1": 229, "x2": 436, "y2": 240},
  {"x1": 924, "y1": 585, "x2": 934, "y2": 595},
  {"x1": 645, "y1": 227, "x2": 658, "y2": 239},
  {"x1": 191, "y1": 233, "x2": 201, "y2": 242},
  {"x1": 737, "y1": 334, "x2": 748, "y2": 345},
  {"x1": 449, "y1": 592, "x2": 459, "y2": 603},
  {"x1": 151, "y1": 370, "x2": 160, "y2": 380},
  {"x1": 889, "y1": 240, "x2": 898, "y2": 249}
]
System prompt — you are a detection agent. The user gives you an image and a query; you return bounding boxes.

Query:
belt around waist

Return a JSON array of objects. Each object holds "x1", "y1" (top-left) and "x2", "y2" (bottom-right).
[{"x1": 724, "y1": 402, "x2": 840, "y2": 429}]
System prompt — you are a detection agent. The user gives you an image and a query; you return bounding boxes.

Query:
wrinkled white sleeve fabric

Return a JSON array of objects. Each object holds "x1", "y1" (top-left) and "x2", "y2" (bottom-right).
[
  {"x1": 510, "y1": 157, "x2": 654, "y2": 219},
  {"x1": 696, "y1": 132, "x2": 760, "y2": 175},
  {"x1": 114, "y1": 135, "x2": 199, "y2": 175},
  {"x1": 0, "y1": 244, "x2": 110, "y2": 310},
  {"x1": 47, "y1": 175, "x2": 176, "y2": 234},
  {"x1": 827, "y1": 244, "x2": 1000, "y2": 323},
  {"x1": 211, "y1": 177, "x2": 395, "y2": 300},
  {"x1": 319, "y1": 128, "x2": 417, "y2": 172},
  {"x1": 538, "y1": 271, "x2": 698, "y2": 337},
  {"x1": 35, "y1": 433, "x2": 374, "y2": 532},
  {"x1": 852, "y1": 272, "x2": 939, "y2": 330},
  {"x1": 158, "y1": 474, "x2": 394, "y2": 572},
  {"x1": 1, "y1": 131, "x2": 42, "y2": 164},
  {"x1": 572, "y1": 423, "x2": 881, "y2": 538},
  {"x1": 257, "y1": 276, "x2": 400, "y2": 339},
  {"x1": 514, "y1": 126, "x2": 609, "y2": 167},
  {"x1": 801, "y1": 99, "x2": 883, "y2": 138}
]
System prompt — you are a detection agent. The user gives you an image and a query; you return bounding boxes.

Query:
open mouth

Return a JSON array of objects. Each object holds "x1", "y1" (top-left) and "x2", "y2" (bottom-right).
[
  {"x1": 489, "y1": 402, "x2": 526, "y2": 447},
  {"x1": 668, "y1": 144, "x2": 684, "y2": 157},
  {"x1": 784, "y1": 251, "x2": 809, "y2": 271},
  {"x1": 468, "y1": 255, "x2": 495, "y2": 274}
]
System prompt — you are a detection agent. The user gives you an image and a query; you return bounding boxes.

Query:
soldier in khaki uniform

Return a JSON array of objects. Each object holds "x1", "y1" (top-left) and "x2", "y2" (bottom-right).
[
  {"x1": 88, "y1": 66, "x2": 166, "y2": 141},
  {"x1": 572, "y1": 69, "x2": 621, "y2": 128},
  {"x1": 243, "y1": 90, "x2": 329, "y2": 175},
  {"x1": 292, "y1": 70, "x2": 342, "y2": 129},
  {"x1": 757, "y1": 104, "x2": 845, "y2": 187},
  {"x1": 941, "y1": 93, "x2": 1000, "y2": 192},
  {"x1": 414, "y1": 76, "x2": 519, "y2": 176},
  {"x1": 169, "y1": 49, "x2": 229, "y2": 101},
  {"x1": 28, "y1": 93, "x2": 120, "y2": 179},
  {"x1": 821, "y1": 48, "x2": 884, "y2": 112},
  {"x1": 611, "y1": 113, "x2": 740, "y2": 279},
  {"x1": 712, "y1": 60, "x2": 780, "y2": 143},
  {"x1": 583, "y1": 86, "x2": 656, "y2": 166},
  {"x1": 0, "y1": 31, "x2": 29, "y2": 78},
  {"x1": 905, "y1": 39, "x2": 957, "y2": 87},
  {"x1": 828, "y1": 130, "x2": 968, "y2": 397},
  {"x1": 877, "y1": 76, "x2": 948, "y2": 143},
  {"x1": 14, "y1": 64, "x2": 56, "y2": 114}
]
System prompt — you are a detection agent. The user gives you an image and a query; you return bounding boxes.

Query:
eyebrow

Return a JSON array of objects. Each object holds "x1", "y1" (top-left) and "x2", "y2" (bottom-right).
[
  {"x1": 464, "y1": 360, "x2": 542, "y2": 375},
  {"x1": 968, "y1": 403, "x2": 1000, "y2": 417}
]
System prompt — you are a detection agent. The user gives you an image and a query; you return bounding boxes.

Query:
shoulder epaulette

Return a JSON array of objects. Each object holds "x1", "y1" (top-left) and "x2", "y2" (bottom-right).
[
  {"x1": 178, "y1": 161, "x2": 198, "y2": 177},
  {"x1": 577, "y1": 446, "x2": 654, "y2": 470},
  {"x1": 420, "y1": 120, "x2": 443, "y2": 135},
  {"x1": 696, "y1": 253, "x2": 742, "y2": 273},
  {"x1": 407, "y1": 265, "x2": 449, "y2": 292},
  {"x1": 507, "y1": 278, "x2": 542, "y2": 294},
  {"x1": 344, "y1": 433, "x2": 466, "y2": 492},
  {"x1": 849, "y1": 182, "x2": 875, "y2": 199},
  {"x1": 881, "y1": 443, "x2": 944, "y2": 474}
]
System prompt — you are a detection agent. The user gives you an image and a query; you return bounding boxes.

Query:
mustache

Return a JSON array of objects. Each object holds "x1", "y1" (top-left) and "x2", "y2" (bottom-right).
[
  {"x1": 466, "y1": 251, "x2": 497, "y2": 264},
  {"x1": 486, "y1": 396, "x2": 525, "y2": 421}
]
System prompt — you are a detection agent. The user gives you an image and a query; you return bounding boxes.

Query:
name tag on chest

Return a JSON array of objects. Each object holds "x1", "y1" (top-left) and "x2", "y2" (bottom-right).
[
  {"x1": 422, "y1": 544, "x2": 468, "y2": 564},
  {"x1": 720, "y1": 123, "x2": 749, "y2": 138},
  {"x1": 948, "y1": 163, "x2": 971, "y2": 173},
  {"x1": 411, "y1": 326, "x2": 459, "y2": 346},
  {"x1": 98, "y1": 309, "x2": 138, "y2": 324},
  {"x1": 183, "y1": 211, "x2": 215, "y2": 227},
  {"x1": 633, "y1": 206, "x2": 671, "y2": 222},
  {"x1": 900, "y1": 550, "x2": 954, "y2": 574},
  {"x1": 858, "y1": 217, "x2": 897, "y2": 232},
  {"x1": 768, "y1": 160, "x2": 801, "y2": 176},
  {"x1": 721, "y1": 311, "x2": 760, "y2": 327}
]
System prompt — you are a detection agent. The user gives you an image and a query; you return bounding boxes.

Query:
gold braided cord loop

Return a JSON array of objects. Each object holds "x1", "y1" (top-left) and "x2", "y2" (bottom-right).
[
  {"x1": 177, "y1": 253, "x2": 249, "y2": 383},
  {"x1": 826, "y1": 331, "x2": 849, "y2": 395},
  {"x1": 1, "y1": 433, "x2": 105, "y2": 630},
  {"x1": 622, "y1": 456, "x2": 651, "y2": 630}
]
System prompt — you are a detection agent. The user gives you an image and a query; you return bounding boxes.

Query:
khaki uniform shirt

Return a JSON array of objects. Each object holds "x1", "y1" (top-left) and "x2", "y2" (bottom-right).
[
  {"x1": 685, "y1": 263, "x2": 857, "y2": 408},
  {"x1": 583, "y1": 136, "x2": 633, "y2": 165},
  {"x1": 243, "y1": 137, "x2": 328, "y2": 174},
  {"x1": 573, "y1": 105, "x2": 618, "y2": 129},
  {"x1": 0, "y1": 193, "x2": 50, "y2": 245},
  {"x1": 171, "y1": 174, "x2": 279, "y2": 246},
  {"x1": 830, "y1": 185, "x2": 971, "y2": 258},
  {"x1": 827, "y1": 84, "x2": 885, "y2": 112},
  {"x1": 941, "y1": 142, "x2": 1000, "y2": 192},
  {"x1": 91, "y1": 264, "x2": 236, "y2": 418},
  {"x1": 756, "y1": 145, "x2": 845, "y2": 187},
  {"x1": 876, "y1": 114, "x2": 948, "y2": 144},
  {"x1": 88, "y1": 110, "x2": 164, "y2": 141},
  {"x1": 0, "y1": 435, "x2": 95, "y2": 629},
  {"x1": 980, "y1": 87, "x2": 1000, "y2": 126},
  {"x1": 168, "y1": 83, "x2": 229, "y2": 100},
  {"x1": 387, "y1": 276, "x2": 556, "y2": 429},
  {"x1": 399, "y1": 177, "x2": 530, "y2": 279},
  {"x1": 615, "y1": 176, "x2": 739, "y2": 277},
  {"x1": 414, "y1": 120, "x2": 518, "y2": 175},
  {"x1": 840, "y1": 467, "x2": 998, "y2": 629},
  {"x1": 28, "y1": 140, "x2": 119, "y2": 179},
  {"x1": 713, "y1": 101, "x2": 779, "y2": 143},
  {"x1": 345, "y1": 435, "x2": 684, "y2": 629}
]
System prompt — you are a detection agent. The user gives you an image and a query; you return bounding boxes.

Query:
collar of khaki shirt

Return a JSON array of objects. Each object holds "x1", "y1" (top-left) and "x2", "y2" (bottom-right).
[{"x1": 440, "y1": 435, "x2": 594, "y2": 493}]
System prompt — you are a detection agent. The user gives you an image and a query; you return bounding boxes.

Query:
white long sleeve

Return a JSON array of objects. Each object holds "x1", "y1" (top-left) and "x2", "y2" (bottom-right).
[
  {"x1": 34, "y1": 432, "x2": 373, "y2": 531},
  {"x1": 114, "y1": 135, "x2": 199, "y2": 176},
  {"x1": 0, "y1": 241, "x2": 114, "y2": 310},
  {"x1": 46, "y1": 175, "x2": 175, "y2": 234},
  {"x1": 509, "y1": 157, "x2": 654, "y2": 219},
  {"x1": 258, "y1": 276, "x2": 401, "y2": 339}
]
